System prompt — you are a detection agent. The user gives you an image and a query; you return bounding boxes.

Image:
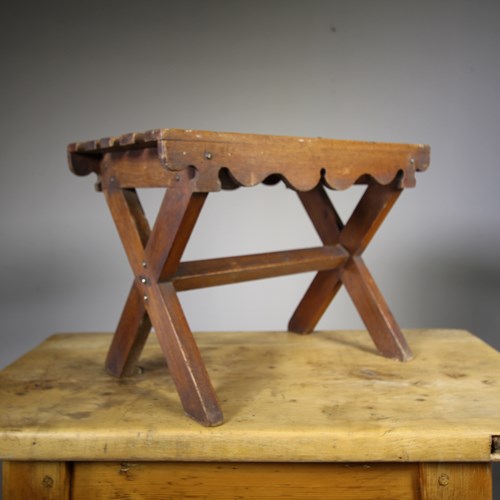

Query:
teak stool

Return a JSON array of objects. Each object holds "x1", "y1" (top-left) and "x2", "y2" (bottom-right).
[{"x1": 68, "y1": 129, "x2": 430, "y2": 426}]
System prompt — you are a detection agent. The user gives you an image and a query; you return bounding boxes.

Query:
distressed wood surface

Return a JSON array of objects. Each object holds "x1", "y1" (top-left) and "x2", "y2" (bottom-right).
[
  {"x1": 68, "y1": 128, "x2": 429, "y2": 192},
  {"x1": 1, "y1": 330, "x2": 498, "y2": 462}
]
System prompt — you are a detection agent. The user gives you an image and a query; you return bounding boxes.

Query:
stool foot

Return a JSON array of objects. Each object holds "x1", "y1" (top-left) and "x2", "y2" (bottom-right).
[
  {"x1": 105, "y1": 284, "x2": 151, "y2": 377},
  {"x1": 152, "y1": 283, "x2": 224, "y2": 426},
  {"x1": 342, "y1": 256, "x2": 412, "y2": 361}
]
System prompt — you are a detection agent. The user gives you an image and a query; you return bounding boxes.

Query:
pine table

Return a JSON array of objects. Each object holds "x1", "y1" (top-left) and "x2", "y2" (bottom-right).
[{"x1": 1, "y1": 329, "x2": 499, "y2": 499}]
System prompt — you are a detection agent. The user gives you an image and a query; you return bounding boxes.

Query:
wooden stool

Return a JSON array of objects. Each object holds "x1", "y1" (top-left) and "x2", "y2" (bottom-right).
[{"x1": 68, "y1": 129, "x2": 430, "y2": 426}]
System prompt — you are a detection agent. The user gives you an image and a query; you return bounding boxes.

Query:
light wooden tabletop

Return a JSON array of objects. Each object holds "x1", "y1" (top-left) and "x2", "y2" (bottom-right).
[{"x1": 0, "y1": 330, "x2": 498, "y2": 463}]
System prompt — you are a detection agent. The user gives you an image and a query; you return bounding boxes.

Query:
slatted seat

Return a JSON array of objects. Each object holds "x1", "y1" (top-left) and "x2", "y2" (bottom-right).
[{"x1": 68, "y1": 128, "x2": 430, "y2": 426}]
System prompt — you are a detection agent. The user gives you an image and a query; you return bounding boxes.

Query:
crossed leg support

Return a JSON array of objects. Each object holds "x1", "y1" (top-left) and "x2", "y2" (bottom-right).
[
  {"x1": 101, "y1": 174, "x2": 411, "y2": 426},
  {"x1": 103, "y1": 171, "x2": 223, "y2": 426},
  {"x1": 289, "y1": 181, "x2": 412, "y2": 361}
]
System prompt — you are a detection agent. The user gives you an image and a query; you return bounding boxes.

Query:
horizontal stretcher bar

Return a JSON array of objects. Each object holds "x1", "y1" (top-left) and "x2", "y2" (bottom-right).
[{"x1": 170, "y1": 245, "x2": 349, "y2": 291}]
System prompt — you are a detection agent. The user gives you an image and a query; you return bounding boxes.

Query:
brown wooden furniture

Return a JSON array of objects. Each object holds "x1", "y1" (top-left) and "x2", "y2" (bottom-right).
[
  {"x1": 1, "y1": 330, "x2": 499, "y2": 499},
  {"x1": 68, "y1": 129, "x2": 430, "y2": 426}
]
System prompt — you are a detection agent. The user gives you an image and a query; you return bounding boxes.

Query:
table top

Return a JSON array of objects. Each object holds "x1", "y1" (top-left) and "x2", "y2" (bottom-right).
[
  {"x1": 1, "y1": 330, "x2": 498, "y2": 463},
  {"x1": 68, "y1": 129, "x2": 429, "y2": 191}
]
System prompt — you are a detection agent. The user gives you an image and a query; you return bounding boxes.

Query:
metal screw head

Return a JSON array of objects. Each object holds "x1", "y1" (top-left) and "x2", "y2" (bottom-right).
[
  {"x1": 175, "y1": 174, "x2": 180, "y2": 181},
  {"x1": 438, "y1": 473, "x2": 449, "y2": 486},
  {"x1": 143, "y1": 295, "x2": 149, "y2": 302},
  {"x1": 205, "y1": 152, "x2": 213, "y2": 160},
  {"x1": 140, "y1": 276, "x2": 148, "y2": 285},
  {"x1": 42, "y1": 475, "x2": 54, "y2": 488},
  {"x1": 410, "y1": 158, "x2": 415, "y2": 165},
  {"x1": 141, "y1": 261, "x2": 147, "y2": 268}
]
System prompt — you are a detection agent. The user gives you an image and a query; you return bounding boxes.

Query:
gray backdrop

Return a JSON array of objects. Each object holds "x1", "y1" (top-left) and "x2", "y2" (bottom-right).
[{"x1": 1, "y1": 0, "x2": 499, "y2": 496}]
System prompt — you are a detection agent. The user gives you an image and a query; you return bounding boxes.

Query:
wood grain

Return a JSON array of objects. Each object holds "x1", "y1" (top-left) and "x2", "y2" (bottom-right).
[
  {"x1": 172, "y1": 245, "x2": 349, "y2": 291},
  {"x1": 1, "y1": 330, "x2": 498, "y2": 462},
  {"x1": 71, "y1": 461, "x2": 421, "y2": 499},
  {"x1": 419, "y1": 463, "x2": 492, "y2": 500},
  {"x1": 3, "y1": 461, "x2": 70, "y2": 500}
]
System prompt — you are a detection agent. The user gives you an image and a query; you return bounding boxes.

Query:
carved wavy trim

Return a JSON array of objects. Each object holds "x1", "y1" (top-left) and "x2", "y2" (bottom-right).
[{"x1": 68, "y1": 128, "x2": 430, "y2": 191}]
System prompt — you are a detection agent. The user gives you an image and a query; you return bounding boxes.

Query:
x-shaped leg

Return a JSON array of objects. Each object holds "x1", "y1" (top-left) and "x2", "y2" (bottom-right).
[
  {"x1": 101, "y1": 172, "x2": 410, "y2": 426},
  {"x1": 102, "y1": 170, "x2": 223, "y2": 426},
  {"x1": 289, "y1": 180, "x2": 412, "y2": 361}
]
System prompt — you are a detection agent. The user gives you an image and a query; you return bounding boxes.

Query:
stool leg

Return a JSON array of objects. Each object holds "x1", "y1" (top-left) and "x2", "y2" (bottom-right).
[
  {"x1": 289, "y1": 186, "x2": 344, "y2": 333},
  {"x1": 290, "y1": 182, "x2": 412, "y2": 361},
  {"x1": 103, "y1": 173, "x2": 223, "y2": 425},
  {"x1": 339, "y1": 182, "x2": 412, "y2": 361},
  {"x1": 148, "y1": 281, "x2": 223, "y2": 425},
  {"x1": 342, "y1": 256, "x2": 412, "y2": 361},
  {"x1": 288, "y1": 270, "x2": 343, "y2": 333},
  {"x1": 338, "y1": 181, "x2": 401, "y2": 256},
  {"x1": 296, "y1": 184, "x2": 344, "y2": 246},
  {"x1": 105, "y1": 284, "x2": 151, "y2": 377},
  {"x1": 104, "y1": 188, "x2": 152, "y2": 377}
]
